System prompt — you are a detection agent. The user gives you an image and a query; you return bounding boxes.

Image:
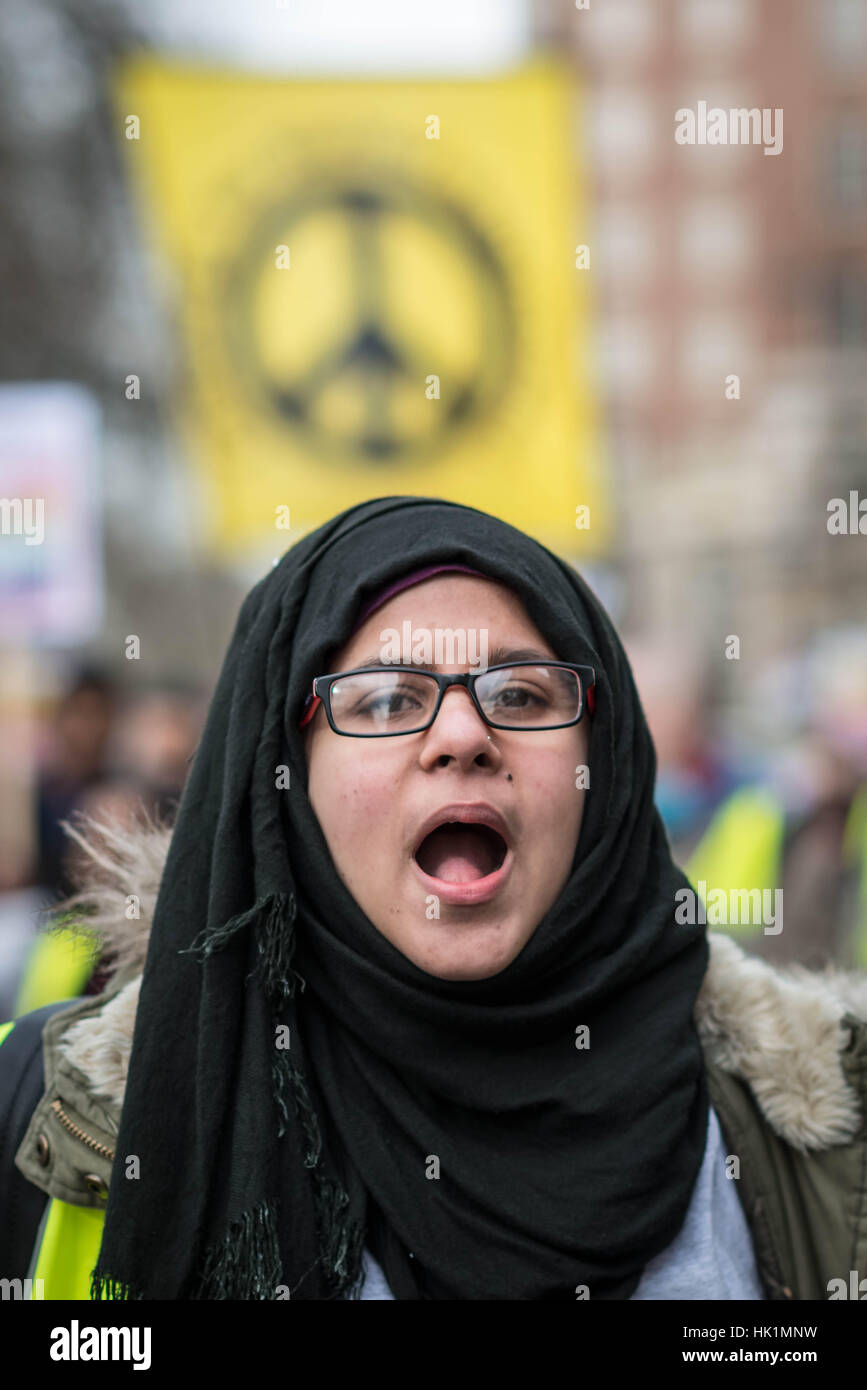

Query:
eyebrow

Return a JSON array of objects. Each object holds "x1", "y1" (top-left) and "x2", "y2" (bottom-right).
[{"x1": 345, "y1": 646, "x2": 558, "y2": 672}]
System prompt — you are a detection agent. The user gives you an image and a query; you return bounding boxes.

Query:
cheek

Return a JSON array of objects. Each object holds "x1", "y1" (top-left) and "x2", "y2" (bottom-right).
[
  {"x1": 514, "y1": 736, "x2": 587, "y2": 846},
  {"x1": 307, "y1": 739, "x2": 397, "y2": 863}
]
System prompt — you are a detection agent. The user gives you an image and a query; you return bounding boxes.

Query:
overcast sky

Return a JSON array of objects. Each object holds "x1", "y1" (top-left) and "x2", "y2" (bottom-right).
[{"x1": 138, "y1": 0, "x2": 530, "y2": 73}]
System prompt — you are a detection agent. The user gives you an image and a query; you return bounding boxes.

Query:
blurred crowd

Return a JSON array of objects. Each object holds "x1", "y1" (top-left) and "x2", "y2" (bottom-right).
[
  {"x1": 0, "y1": 667, "x2": 206, "y2": 1016},
  {"x1": 628, "y1": 624, "x2": 867, "y2": 974},
  {"x1": 28, "y1": 668, "x2": 204, "y2": 901}
]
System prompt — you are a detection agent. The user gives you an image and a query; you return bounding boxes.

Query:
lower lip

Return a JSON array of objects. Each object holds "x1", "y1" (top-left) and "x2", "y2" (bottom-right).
[{"x1": 411, "y1": 846, "x2": 514, "y2": 906}]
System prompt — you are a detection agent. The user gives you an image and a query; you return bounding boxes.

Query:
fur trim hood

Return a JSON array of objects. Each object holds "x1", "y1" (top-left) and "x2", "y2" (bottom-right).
[{"x1": 54, "y1": 815, "x2": 867, "y2": 1156}]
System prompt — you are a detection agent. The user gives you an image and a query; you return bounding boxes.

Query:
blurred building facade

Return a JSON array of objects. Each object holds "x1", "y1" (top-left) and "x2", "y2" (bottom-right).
[{"x1": 536, "y1": 0, "x2": 867, "y2": 742}]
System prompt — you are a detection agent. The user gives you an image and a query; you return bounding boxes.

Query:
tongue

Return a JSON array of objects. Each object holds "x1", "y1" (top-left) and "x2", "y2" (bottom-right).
[{"x1": 417, "y1": 824, "x2": 497, "y2": 883}]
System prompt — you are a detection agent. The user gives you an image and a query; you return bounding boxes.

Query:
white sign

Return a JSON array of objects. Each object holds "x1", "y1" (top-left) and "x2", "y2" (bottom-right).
[{"x1": 0, "y1": 383, "x2": 104, "y2": 646}]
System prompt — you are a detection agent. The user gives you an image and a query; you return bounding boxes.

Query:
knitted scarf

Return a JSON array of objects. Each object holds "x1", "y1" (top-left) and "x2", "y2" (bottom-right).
[{"x1": 91, "y1": 495, "x2": 709, "y2": 1301}]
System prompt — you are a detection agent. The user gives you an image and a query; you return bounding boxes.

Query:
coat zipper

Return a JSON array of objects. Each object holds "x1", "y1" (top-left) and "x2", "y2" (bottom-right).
[{"x1": 50, "y1": 1098, "x2": 116, "y2": 1161}]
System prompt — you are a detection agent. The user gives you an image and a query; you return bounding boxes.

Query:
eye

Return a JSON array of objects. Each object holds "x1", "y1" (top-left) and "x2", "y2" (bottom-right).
[
  {"x1": 356, "y1": 685, "x2": 425, "y2": 717},
  {"x1": 489, "y1": 681, "x2": 549, "y2": 709},
  {"x1": 483, "y1": 676, "x2": 554, "y2": 713},
  {"x1": 329, "y1": 671, "x2": 436, "y2": 731}
]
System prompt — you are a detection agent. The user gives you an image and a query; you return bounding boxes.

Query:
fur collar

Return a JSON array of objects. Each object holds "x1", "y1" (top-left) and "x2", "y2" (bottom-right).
[{"x1": 54, "y1": 816, "x2": 867, "y2": 1154}]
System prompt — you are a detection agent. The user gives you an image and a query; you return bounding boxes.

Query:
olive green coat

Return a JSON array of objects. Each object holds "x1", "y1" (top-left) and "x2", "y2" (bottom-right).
[{"x1": 10, "y1": 820, "x2": 867, "y2": 1300}]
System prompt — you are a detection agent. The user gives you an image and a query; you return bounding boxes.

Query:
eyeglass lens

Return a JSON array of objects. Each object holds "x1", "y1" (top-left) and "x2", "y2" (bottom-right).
[{"x1": 327, "y1": 665, "x2": 582, "y2": 734}]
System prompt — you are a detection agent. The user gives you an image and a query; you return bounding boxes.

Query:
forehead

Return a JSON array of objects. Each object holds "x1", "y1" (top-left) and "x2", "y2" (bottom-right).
[{"x1": 330, "y1": 574, "x2": 556, "y2": 670}]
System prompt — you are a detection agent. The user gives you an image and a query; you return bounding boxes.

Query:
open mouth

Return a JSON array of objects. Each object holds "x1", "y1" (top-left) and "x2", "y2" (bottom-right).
[{"x1": 413, "y1": 822, "x2": 509, "y2": 885}]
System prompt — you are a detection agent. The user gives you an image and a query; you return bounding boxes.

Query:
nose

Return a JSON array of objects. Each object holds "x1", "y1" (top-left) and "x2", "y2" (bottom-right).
[{"x1": 417, "y1": 685, "x2": 503, "y2": 773}]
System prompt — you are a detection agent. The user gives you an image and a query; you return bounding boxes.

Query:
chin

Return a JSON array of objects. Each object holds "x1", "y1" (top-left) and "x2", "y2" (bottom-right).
[{"x1": 399, "y1": 921, "x2": 524, "y2": 981}]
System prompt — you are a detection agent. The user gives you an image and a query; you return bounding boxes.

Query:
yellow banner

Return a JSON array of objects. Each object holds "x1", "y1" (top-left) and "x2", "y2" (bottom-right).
[{"x1": 114, "y1": 56, "x2": 608, "y2": 557}]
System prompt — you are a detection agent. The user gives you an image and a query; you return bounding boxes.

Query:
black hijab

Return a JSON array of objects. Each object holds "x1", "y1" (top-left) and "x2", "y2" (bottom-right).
[{"x1": 91, "y1": 495, "x2": 709, "y2": 1301}]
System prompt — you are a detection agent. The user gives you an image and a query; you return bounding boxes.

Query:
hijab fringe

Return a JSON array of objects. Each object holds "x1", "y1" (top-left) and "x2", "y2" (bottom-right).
[
  {"x1": 89, "y1": 1205, "x2": 283, "y2": 1301},
  {"x1": 90, "y1": 1269, "x2": 145, "y2": 1300},
  {"x1": 191, "y1": 1198, "x2": 284, "y2": 1299},
  {"x1": 311, "y1": 1169, "x2": 367, "y2": 1299},
  {"x1": 255, "y1": 891, "x2": 304, "y2": 1002},
  {"x1": 269, "y1": 1005, "x2": 366, "y2": 1295},
  {"x1": 272, "y1": 1049, "x2": 320, "y2": 1160},
  {"x1": 181, "y1": 892, "x2": 305, "y2": 1001},
  {"x1": 180, "y1": 893, "x2": 364, "y2": 1297}
]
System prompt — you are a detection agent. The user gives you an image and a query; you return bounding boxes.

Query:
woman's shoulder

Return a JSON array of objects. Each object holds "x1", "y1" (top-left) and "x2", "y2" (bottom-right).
[
  {"x1": 697, "y1": 931, "x2": 867, "y2": 1300},
  {"x1": 697, "y1": 930, "x2": 867, "y2": 1154},
  {"x1": 4, "y1": 816, "x2": 163, "y2": 1225}
]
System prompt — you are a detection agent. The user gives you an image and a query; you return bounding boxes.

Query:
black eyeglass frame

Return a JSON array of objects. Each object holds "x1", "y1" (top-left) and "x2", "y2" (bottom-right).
[{"x1": 305, "y1": 661, "x2": 597, "y2": 738}]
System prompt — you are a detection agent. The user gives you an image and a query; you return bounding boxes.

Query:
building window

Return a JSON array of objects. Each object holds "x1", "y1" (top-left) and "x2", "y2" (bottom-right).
[
  {"x1": 826, "y1": 264, "x2": 867, "y2": 347},
  {"x1": 822, "y1": 0, "x2": 867, "y2": 69},
  {"x1": 581, "y1": 0, "x2": 658, "y2": 63},
  {"x1": 828, "y1": 123, "x2": 867, "y2": 211},
  {"x1": 678, "y1": 0, "x2": 755, "y2": 52},
  {"x1": 679, "y1": 315, "x2": 754, "y2": 392},
  {"x1": 678, "y1": 199, "x2": 755, "y2": 280}
]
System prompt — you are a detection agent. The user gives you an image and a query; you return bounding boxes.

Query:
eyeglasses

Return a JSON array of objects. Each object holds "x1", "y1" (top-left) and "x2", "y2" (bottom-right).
[{"x1": 298, "y1": 662, "x2": 596, "y2": 737}]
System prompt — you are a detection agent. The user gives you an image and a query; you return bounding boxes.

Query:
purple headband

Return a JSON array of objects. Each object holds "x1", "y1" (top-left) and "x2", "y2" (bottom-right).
[{"x1": 351, "y1": 563, "x2": 487, "y2": 632}]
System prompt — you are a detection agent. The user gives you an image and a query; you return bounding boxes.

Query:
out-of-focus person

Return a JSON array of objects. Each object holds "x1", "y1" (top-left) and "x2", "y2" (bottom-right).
[
  {"x1": 685, "y1": 628, "x2": 867, "y2": 970},
  {"x1": 12, "y1": 679, "x2": 203, "y2": 1016},
  {"x1": 110, "y1": 686, "x2": 204, "y2": 823},
  {"x1": 625, "y1": 635, "x2": 744, "y2": 864},
  {"x1": 32, "y1": 666, "x2": 119, "y2": 900}
]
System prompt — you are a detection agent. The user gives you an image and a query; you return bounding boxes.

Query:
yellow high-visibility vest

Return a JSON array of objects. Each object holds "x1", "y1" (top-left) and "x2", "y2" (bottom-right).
[
  {"x1": 0, "y1": 1016, "x2": 105, "y2": 1300},
  {"x1": 13, "y1": 924, "x2": 98, "y2": 1018},
  {"x1": 685, "y1": 782, "x2": 867, "y2": 966},
  {"x1": 29, "y1": 1197, "x2": 106, "y2": 1299}
]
